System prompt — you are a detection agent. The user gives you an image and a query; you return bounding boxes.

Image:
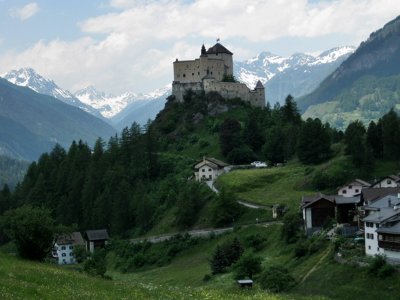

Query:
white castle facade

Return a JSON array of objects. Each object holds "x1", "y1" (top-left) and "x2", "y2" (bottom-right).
[{"x1": 172, "y1": 43, "x2": 265, "y2": 108}]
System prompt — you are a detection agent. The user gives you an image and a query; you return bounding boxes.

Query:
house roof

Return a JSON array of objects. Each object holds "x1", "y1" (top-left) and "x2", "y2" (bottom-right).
[
  {"x1": 206, "y1": 43, "x2": 233, "y2": 55},
  {"x1": 371, "y1": 175, "x2": 400, "y2": 187},
  {"x1": 301, "y1": 193, "x2": 360, "y2": 208},
  {"x1": 376, "y1": 221, "x2": 400, "y2": 235},
  {"x1": 366, "y1": 194, "x2": 400, "y2": 209},
  {"x1": 85, "y1": 229, "x2": 109, "y2": 241},
  {"x1": 194, "y1": 157, "x2": 228, "y2": 170},
  {"x1": 56, "y1": 232, "x2": 84, "y2": 246},
  {"x1": 334, "y1": 196, "x2": 360, "y2": 205},
  {"x1": 301, "y1": 193, "x2": 334, "y2": 208},
  {"x1": 362, "y1": 208, "x2": 400, "y2": 224},
  {"x1": 361, "y1": 187, "x2": 400, "y2": 204}
]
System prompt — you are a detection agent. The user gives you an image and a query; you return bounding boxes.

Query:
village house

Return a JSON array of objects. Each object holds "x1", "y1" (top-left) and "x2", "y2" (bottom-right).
[
  {"x1": 301, "y1": 193, "x2": 360, "y2": 236},
  {"x1": 84, "y1": 229, "x2": 109, "y2": 253},
  {"x1": 172, "y1": 42, "x2": 265, "y2": 107},
  {"x1": 371, "y1": 175, "x2": 400, "y2": 188},
  {"x1": 194, "y1": 157, "x2": 228, "y2": 182},
  {"x1": 53, "y1": 232, "x2": 84, "y2": 265},
  {"x1": 362, "y1": 194, "x2": 400, "y2": 263},
  {"x1": 337, "y1": 179, "x2": 370, "y2": 197}
]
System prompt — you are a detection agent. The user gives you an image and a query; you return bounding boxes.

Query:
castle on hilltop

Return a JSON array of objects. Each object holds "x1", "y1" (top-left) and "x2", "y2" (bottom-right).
[{"x1": 172, "y1": 42, "x2": 265, "y2": 108}]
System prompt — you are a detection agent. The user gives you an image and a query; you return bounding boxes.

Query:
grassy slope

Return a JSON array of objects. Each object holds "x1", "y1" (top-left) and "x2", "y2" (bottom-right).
[{"x1": 216, "y1": 161, "x2": 316, "y2": 211}]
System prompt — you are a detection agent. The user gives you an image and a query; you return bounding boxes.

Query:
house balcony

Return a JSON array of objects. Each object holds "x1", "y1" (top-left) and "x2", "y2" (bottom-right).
[{"x1": 378, "y1": 241, "x2": 400, "y2": 251}]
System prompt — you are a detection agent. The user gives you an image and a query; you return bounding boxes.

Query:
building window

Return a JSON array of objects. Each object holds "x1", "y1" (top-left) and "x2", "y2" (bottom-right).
[
  {"x1": 343, "y1": 190, "x2": 347, "y2": 194},
  {"x1": 355, "y1": 189, "x2": 359, "y2": 193},
  {"x1": 208, "y1": 168, "x2": 212, "y2": 172},
  {"x1": 349, "y1": 185, "x2": 352, "y2": 189},
  {"x1": 387, "y1": 179, "x2": 392, "y2": 184},
  {"x1": 368, "y1": 246, "x2": 371, "y2": 250},
  {"x1": 377, "y1": 247, "x2": 379, "y2": 251},
  {"x1": 61, "y1": 246, "x2": 66, "y2": 250},
  {"x1": 69, "y1": 246, "x2": 73, "y2": 250},
  {"x1": 209, "y1": 175, "x2": 212, "y2": 179},
  {"x1": 70, "y1": 252, "x2": 74, "y2": 256},
  {"x1": 183, "y1": 74, "x2": 186, "y2": 77},
  {"x1": 62, "y1": 253, "x2": 66, "y2": 257},
  {"x1": 202, "y1": 169, "x2": 205, "y2": 172},
  {"x1": 192, "y1": 73, "x2": 194, "y2": 76},
  {"x1": 366, "y1": 233, "x2": 374, "y2": 239}
]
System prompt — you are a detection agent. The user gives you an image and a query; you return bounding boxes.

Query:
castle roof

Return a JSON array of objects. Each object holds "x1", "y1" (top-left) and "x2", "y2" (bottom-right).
[
  {"x1": 255, "y1": 80, "x2": 264, "y2": 89},
  {"x1": 206, "y1": 43, "x2": 233, "y2": 55}
]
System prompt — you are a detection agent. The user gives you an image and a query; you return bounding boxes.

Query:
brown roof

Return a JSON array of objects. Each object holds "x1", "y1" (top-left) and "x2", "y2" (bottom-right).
[
  {"x1": 301, "y1": 193, "x2": 334, "y2": 208},
  {"x1": 361, "y1": 187, "x2": 400, "y2": 204},
  {"x1": 85, "y1": 229, "x2": 109, "y2": 241},
  {"x1": 56, "y1": 232, "x2": 84, "y2": 246},
  {"x1": 194, "y1": 157, "x2": 228, "y2": 170},
  {"x1": 206, "y1": 43, "x2": 233, "y2": 55}
]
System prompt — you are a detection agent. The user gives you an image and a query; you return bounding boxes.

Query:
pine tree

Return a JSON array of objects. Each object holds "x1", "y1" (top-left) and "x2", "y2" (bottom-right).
[{"x1": 210, "y1": 245, "x2": 228, "y2": 275}]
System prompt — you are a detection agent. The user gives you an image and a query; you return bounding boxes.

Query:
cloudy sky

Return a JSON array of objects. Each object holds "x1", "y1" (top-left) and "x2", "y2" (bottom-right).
[{"x1": 0, "y1": 0, "x2": 399, "y2": 94}]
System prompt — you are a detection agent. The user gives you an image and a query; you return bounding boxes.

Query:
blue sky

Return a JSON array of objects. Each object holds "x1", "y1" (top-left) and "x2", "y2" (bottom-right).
[{"x1": 0, "y1": 0, "x2": 399, "y2": 94}]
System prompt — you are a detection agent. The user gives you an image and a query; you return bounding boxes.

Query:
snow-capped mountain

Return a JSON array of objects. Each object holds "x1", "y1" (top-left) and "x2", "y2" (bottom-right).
[
  {"x1": 74, "y1": 85, "x2": 170, "y2": 120},
  {"x1": 234, "y1": 46, "x2": 356, "y2": 103},
  {"x1": 2, "y1": 68, "x2": 104, "y2": 119}
]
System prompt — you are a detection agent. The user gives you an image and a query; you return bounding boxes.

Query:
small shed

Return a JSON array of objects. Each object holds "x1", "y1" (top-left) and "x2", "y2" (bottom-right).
[
  {"x1": 237, "y1": 279, "x2": 253, "y2": 288},
  {"x1": 84, "y1": 229, "x2": 109, "y2": 253}
]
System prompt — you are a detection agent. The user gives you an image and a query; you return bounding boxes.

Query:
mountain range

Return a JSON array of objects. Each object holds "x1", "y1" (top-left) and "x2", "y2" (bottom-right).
[
  {"x1": 0, "y1": 78, "x2": 115, "y2": 160},
  {"x1": 298, "y1": 15, "x2": 400, "y2": 129},
  {"x1": 234, "y1": 46, "x2": 355, "y2": 104}
]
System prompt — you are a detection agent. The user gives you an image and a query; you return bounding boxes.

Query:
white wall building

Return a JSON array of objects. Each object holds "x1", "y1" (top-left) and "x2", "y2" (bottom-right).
[
  {"x1": 194, "y1": 157, "x2": 228, "y2": 182},
  {"x1": 371, "y1": 175, "x2": 400, "y2": 188},
  {"x1": 53, "y1": 232, "x2": 84, "y2": 265},
  {"x1": 363, "y1": 195, "x2": 400, "y2": 263},
  {"x1": 337, "y1": 179, "x2": 370, "y2": 197}
]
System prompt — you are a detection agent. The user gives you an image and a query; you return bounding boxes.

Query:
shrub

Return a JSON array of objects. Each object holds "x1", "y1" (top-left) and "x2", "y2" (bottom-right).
[
  {"x1": 233, "y1": 252, "x2": 262, "y2": 280},
  {"x1": 243, "y1": 234, "x2": 267, "y2": 251},
  {"x1": 368, "y1": 255, "x2": 395, "y2": 278},
  {"x1": 260, "y1": 265, "x2": 295, "y2": 292},
  {"x1": 83, "y1": 250, "x2": 107, "y2": 278}
]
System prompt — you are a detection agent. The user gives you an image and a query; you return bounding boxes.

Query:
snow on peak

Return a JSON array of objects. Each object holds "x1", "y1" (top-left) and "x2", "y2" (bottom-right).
[
  {"x1": 234, "y1": 46, "x2": 355, "y2": 89},
  {"x1": 74, "y1": 85, "x2": 171, "y2": 119}
]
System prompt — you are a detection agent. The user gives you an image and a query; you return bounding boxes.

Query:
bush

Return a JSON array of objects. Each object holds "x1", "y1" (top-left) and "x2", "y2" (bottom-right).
[
  {"x1": 243, "y1": 234, "x2": 266, "y2": 251},
  {"x1": 260, "y1": 265, "x2": 295, "y2": 292},
  {"x1": 368, "y1": 255, "x2": 395, "y2": 278},
  {"x1": 83, "y1": 250, "x2": 107, "y2": 278},
  {"x1": 233, "y1": 252, "x2": 262, "y2": 280},
  {"x1": 203, "y1": 274, "x2": 212, "y2": 282}
]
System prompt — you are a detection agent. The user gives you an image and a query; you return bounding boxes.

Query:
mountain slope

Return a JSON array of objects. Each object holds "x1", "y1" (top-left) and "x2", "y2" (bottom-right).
[
  {"x1": 2, "y1": 68, "x2": 105, "y2": 120},
  {"x1": 234, "y1": 47, "x2": 355, "y2": 104},
  {"x1": 0, "y1": 78, "x2": 116, "y2": 160},
  {"x1": 298, "y1": 16, "x2": 400, "y2": 128}
]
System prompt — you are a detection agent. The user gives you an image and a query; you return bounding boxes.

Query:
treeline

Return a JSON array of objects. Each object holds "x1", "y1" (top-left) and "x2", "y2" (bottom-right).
[
  {"x1": 344, "y1": 109, "x2": 400, "y2": 170},
  {"x1": 217, "y1": 95, "x2": 340, "y2": 165},
  {"x1": 0, "y1": 122, "x2": 215, "y2": 237}
]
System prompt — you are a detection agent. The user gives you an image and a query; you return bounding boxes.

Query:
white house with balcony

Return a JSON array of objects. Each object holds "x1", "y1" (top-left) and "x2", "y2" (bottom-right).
[
  {"x1": 362, "y1": 194, "x2": 400, "y2": 263},
  {"x1": 53, "y1": 232, "x2": 84, "y2": 265},
  {"x1": 194, "y1": 157, "x2": 228, "y2": 182}
]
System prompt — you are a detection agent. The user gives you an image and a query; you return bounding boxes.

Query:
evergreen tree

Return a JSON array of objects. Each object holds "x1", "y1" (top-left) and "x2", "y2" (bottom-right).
[
  {"x1": 210, "y1": 245, "x2": 227, "y2": 274},
  {"x1": 219, "y1": 118, "x2": 242, "y2": 156},
  {"x1": 381, "y1": 109, "x2": 400, "y2": 160},
  {"x1": 233, "y1": 252, "x2": 262, "y2": 279},
  {"x1": 211, "y1": 189, "x2": 242, "y2": 227},
  {"x1": 344, "y1": 120, "x2": 367, "y2": 167},
  {"x1": 366, "y1": 120, "x2": 383, "y2": 158},
  {"x1": 263, "y1": 126, "x2": 285, "y2": 164},
  {"x1": 281, "y1": 95, "x2": 301, "y2": 124},
  {"x1": 297, "y1": 118, "x2": 331, "y2": 164},
  {"x1": 243, "y1": 115, "x2": 264, "y2": 151}
]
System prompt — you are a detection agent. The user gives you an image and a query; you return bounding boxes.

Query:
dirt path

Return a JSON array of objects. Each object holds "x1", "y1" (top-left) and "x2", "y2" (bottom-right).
[{"x1": 300, "y1": 247, "x2": 331, "y2": 284}]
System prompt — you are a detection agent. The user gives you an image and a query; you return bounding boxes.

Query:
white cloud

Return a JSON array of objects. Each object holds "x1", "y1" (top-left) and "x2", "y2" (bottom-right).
[
  {"x1": 9, "y1": 2, "x2": 40, "y2": 21},
  {"x1": 1, "y1": 0, "x2": 400, "y2": 94}
]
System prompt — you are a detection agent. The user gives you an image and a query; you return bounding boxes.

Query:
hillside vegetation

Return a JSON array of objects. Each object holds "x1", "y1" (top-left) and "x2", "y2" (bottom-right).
[{"x1": 297, "y1": 15, "x2": 400, "y2": 129}]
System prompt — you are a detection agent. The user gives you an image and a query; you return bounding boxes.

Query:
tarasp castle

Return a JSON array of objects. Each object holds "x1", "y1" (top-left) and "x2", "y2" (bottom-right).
[{"x1": 172, "y1": 42, "x2": 265, "y2": 108}]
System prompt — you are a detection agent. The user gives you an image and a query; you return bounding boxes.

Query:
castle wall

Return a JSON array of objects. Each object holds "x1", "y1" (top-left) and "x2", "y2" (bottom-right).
[
  {"x1": 173, "y1": 57, "x2": 227, "y2": 83},
  {"x1": 172, "y1": 81, "x2": 203, "y2": 102}
]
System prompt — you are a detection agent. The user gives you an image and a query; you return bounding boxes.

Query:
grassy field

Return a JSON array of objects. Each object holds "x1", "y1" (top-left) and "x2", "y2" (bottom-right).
[{"x1": 216, "y1": 161, "x2": 316, "y2": 210}]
